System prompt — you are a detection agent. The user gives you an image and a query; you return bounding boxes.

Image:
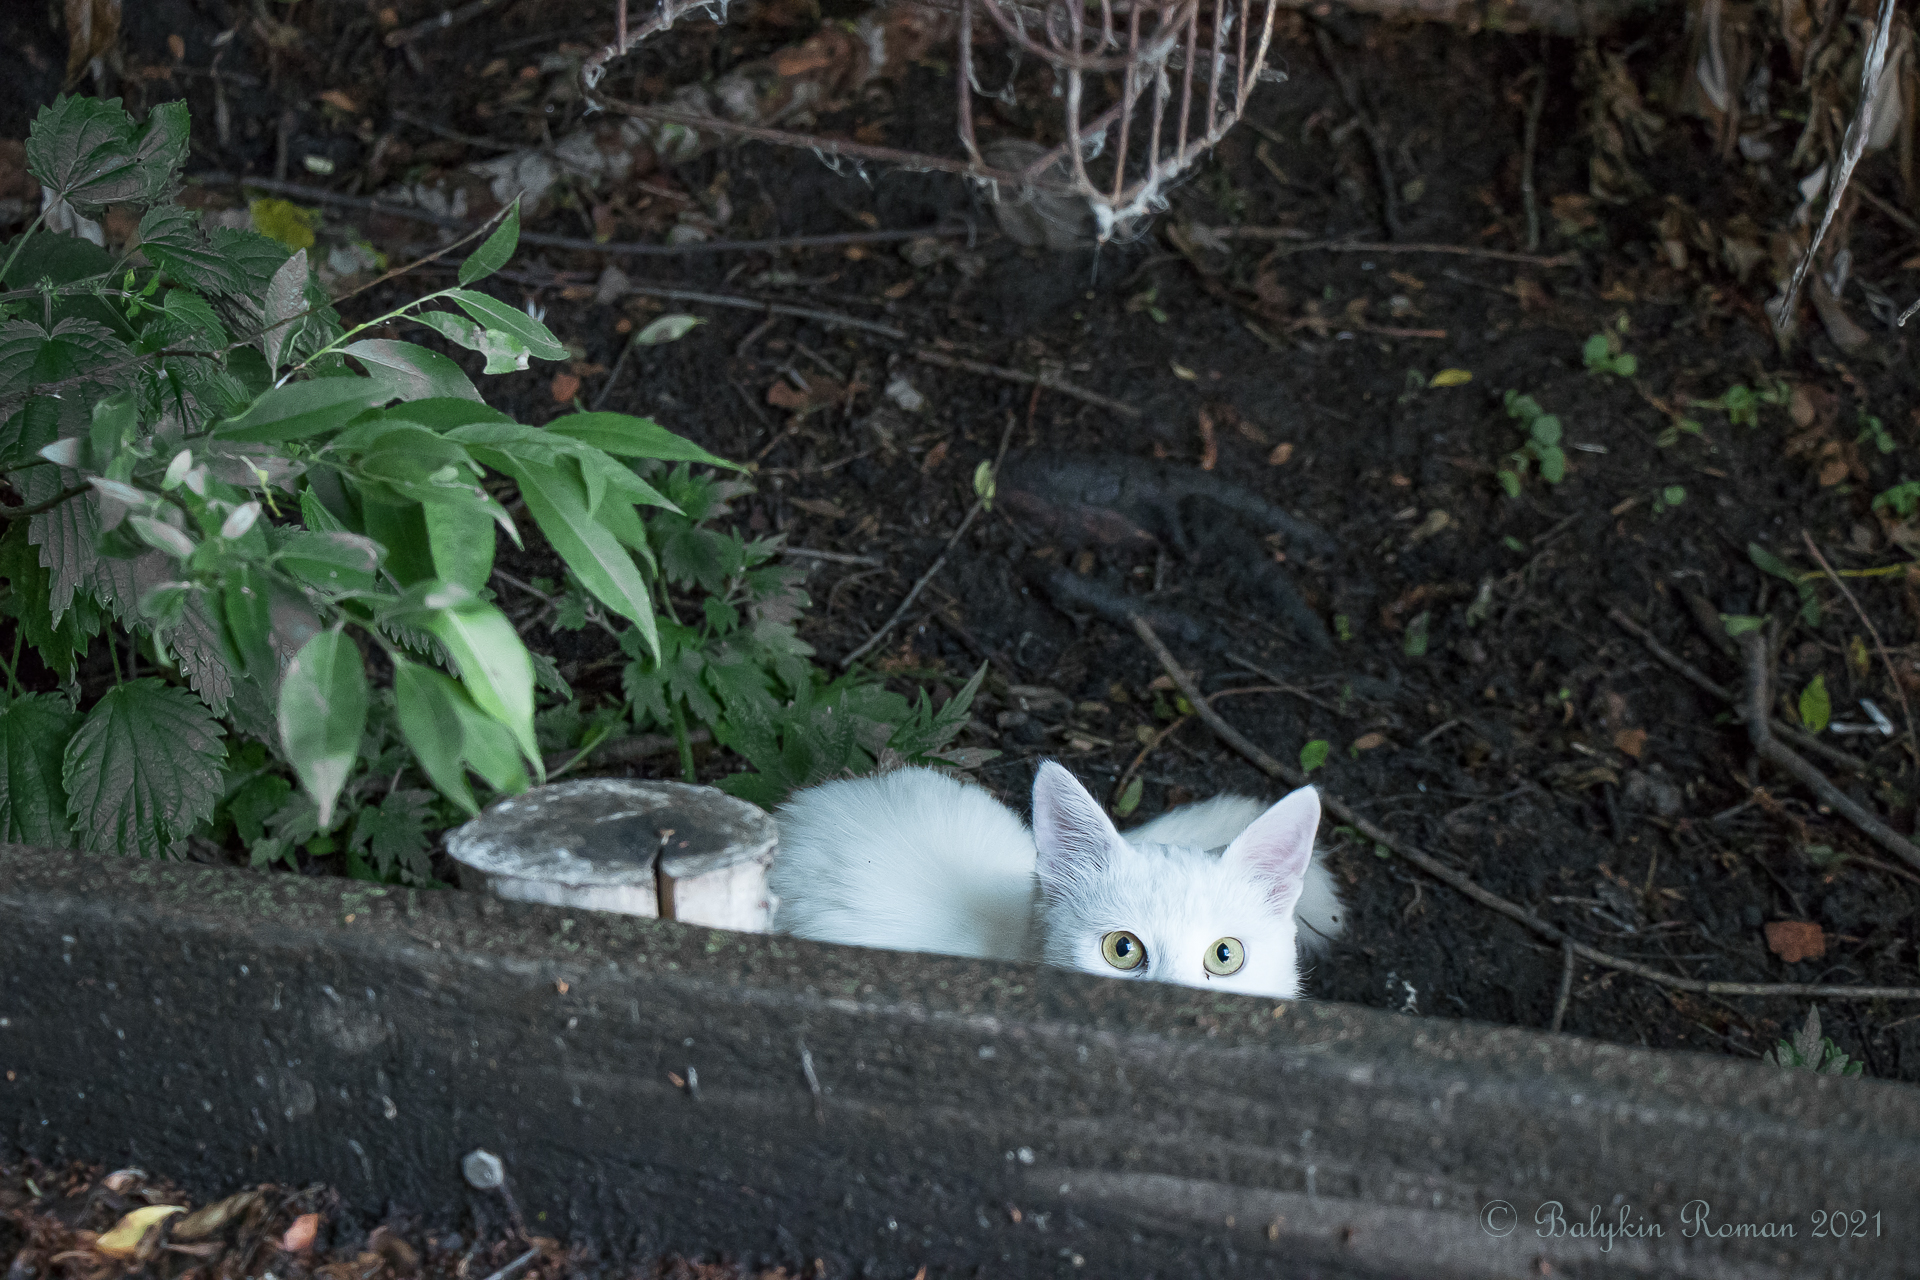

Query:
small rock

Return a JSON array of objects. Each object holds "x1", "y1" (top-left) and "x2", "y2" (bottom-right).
[
  {"x1": 1621, "y1": 768, "x2": 1683, "y2": 817},
  {"x1": 884, "y1": 375, "x2": 925, "y2": 413},
  {"x1": 594, "y1": 265, "x2": 632, "y2": 306}
]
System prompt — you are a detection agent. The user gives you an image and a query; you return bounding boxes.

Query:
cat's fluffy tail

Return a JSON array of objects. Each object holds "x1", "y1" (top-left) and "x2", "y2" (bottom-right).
[{"x1": 1125, "y1": 796, "x2": 1345, "y2": 954}]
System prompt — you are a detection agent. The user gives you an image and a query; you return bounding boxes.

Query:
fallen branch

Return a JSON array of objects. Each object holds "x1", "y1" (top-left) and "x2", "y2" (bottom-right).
[
  {"x1": 190, "y1": 172, "x2": 970, "y2": 257},
  {"x1": 1130, "y1": 613, "x2": 1920, "y2": 1000},
  {"x1": 1607, "y1": 607, "x2": 1868, "y2": 776},
  {"x1": 911, "y1": 350, "x2": 1142, "y2": 419},
  {"x1": 1735, "y1": 629, "x2": 1920, "y2": 875},
  {"x1": 1208, "y1": 231, "x2": 1580, "y2": 267},
  {"x1": 626, "y1": 285, "x2": 906, "y2": 340},
  {"x1": 1802, "y1": 530, "x2": 1918, "y2": 765},
  {"x1": 840, "y1": 501, "x2": 981, "y2": 669}
]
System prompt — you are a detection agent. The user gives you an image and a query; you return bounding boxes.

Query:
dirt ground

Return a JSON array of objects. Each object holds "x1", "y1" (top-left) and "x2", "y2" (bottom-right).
[
  {"x1": 6, "y1": 0, "x2": 1920, "y2": 1085},
  {"x1": 0, "y1": 1160, "x2": 797, "y2": 1280}
]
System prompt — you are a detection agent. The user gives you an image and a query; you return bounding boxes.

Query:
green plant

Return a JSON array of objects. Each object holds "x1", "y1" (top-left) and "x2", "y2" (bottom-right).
[
  {"x1": 617, "y1": 465, "x2": 986, "y2": 805},
  {"x1": 1581, "y1": 332, "x2": 1637, "y2": 378},
  {"x1": 1799, "y1": 674, "x2": 1831, "y2": 734},
  {"x1": 0, "y1": 94, "x2": 739, "y2": 874},
  {"x1": 1763, "y1": 1006, "x2": 1864, "y2": 1076},
  {"x1": 1873, "y1": 480, "x2": 1920, "y2": 518},
  {"x1": 1856, "y1": 411, "x2": 1895, "y2": 455},
  {"x1": 1299, "y1": 739, "x2": 1330, "y2": 773},
  {"x1": 1650, "y1": 484, "x2": 1687, "y2": 516},
  {"x1": 1691, "y1": 378, "x2": 1789, "y2": 428},
  {"x1": 1498, "y1": 391, "x2": 1566, "y2": 494},
  {"x1": 1748, "y1": 542, "x2": 1822, "y2": 626}
]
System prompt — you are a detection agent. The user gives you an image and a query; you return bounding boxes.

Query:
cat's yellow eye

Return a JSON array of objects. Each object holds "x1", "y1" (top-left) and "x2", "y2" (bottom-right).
[
  {"x1": 1204, "y1": 937, "x2": 1245, "y2": 976},
  {"x1": 1101, "y1": 930, "x2": 1146, "y2": 971}
]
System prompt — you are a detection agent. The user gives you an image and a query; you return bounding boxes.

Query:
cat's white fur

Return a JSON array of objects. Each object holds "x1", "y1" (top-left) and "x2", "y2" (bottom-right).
[{"x1": 768, "y1": 762, "x2": 1343, "y2": 998}]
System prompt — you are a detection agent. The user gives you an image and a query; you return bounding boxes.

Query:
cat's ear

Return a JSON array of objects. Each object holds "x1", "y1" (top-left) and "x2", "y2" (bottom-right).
[
  {"x1": 1031, "y1": 761, "x2": 1122, "y2": 892},
  {"x1": 1221, "y1": 785, "x2": 1319, "y2": 914}
]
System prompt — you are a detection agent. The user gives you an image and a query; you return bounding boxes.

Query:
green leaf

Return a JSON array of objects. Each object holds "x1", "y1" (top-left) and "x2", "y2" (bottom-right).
[
  {"x1": 158, "y1": 288, "x2": 228, "y2": 350},
  {"x1": 213, "y1": 374, "x2": 399, "y2": 444},
  {"x1": 391, "y1": 657, "x2": 478, "y2": 815},
  {"x1": 1612, "y1": 353, "x2": 1638, "y2": 377},
  {"x1": 260, "y1": 249, "x2": 309, "y2": 373},
  {"x1": 62, "y1": 678, "x2": 224, "y2": 857},
  {"x1": 0, "y1": 231, "x2": 115, "y2": 289},
  {"x1": 345, "y1": 337, "x2": 482, "y2": 401},
  {"x1": 1661, "y1": 485, "x2": 1686, "y2": 506},
  {"x1": 503, "y1": 457, "x2": 658, "y2": 653},
  {"x1": 1721, "y1": 614, "x2": 1766, "y2": 637},
  {"x1": 1581, "y1": 333, "x2": 1610, "y2": 369},
  {"x1": 1748, "y1": 542, "x2": 1821, "y2": 626},
  {"x1": 1403, "y1": 610, "x2": 1431, "y2": 657},
  {"x1": 275, "y1": 529, "x2": 383, "y2": 594},
  {"x1": 0, "y1": 316, "x2": 134, "y2": 408},
  {"x1": 1529, "y1": 415, "x2": 1562, "y2": 448},
  {"x1": 633, "y1": 314, "x2": 704, "y2": 345},
  {"x1": 1536, "y1": 446, "x2": 1567, "y2": 484},
  {"x1": 423, "y1": 500, "x2": 497, "y2": 590},
  {"x1": 1114, "y1": 775, "x2": 1144, "y2": 817},
  {"x1": 545, "y1": 411, "x2": 742, "y2": 469},
  {"x1": 137, "y1": 205, "x2": 248, "y2": 296},
  {"x1": 458, "y1": 200, "x2": 521, "y2": 286},
  {"x1": 0, "y1": 520, "x2": 100, "y2": 680},
  {"x1": 1300, "y1": 739, "x2": 1330, "y2": 773},
  {"x1": 394, "y1": 588, "x2": 539, "y2": 774},
  {"x1": 1799, "y1": 675, "x2": 1831, "y2": 735},
  {"x1": 450, "y1": 694, "x2": 529, "y2": 794},
  {"x1": 349, "y1": 788, "x2": 433, "y2": 881},
  {"x1": 33, "y1": 97, "x2": 187, "y2": 214},
  {"x1": 411, "y1": 310, "x2": 530, "y2": 375},
  {"x1": 445, "y1": 289, "x2": 568, "y2": 361},
  {"x1": 1872, "y1": 481, "x2": 1920, "y2": 518},
  {"x1": 0, "y1": 692, "x2": 81, "y2": 845},
  {"x1": 277, "y1": 630, "x2": 369, "y2": 828},
  {"x1": 1496, "y1": 469, "x2": 1522, "y2": 497}
]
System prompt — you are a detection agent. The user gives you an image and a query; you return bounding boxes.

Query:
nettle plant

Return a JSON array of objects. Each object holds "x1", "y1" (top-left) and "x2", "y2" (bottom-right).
[{"x1": 0, "y1": 95, "x2": 979, "y2": 880}]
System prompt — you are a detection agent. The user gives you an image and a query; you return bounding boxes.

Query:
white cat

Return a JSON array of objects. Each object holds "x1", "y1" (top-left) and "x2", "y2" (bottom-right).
[{"x1": 768, "y1": 761, "x2": 1343, "y2": 999}]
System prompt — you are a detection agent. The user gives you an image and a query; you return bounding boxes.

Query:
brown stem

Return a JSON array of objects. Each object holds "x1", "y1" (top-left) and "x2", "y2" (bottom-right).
[
  {"x1": 1736, "y1": 629, "x2": 1920, "y2": 874},
  {"x1": 0, "y1": 485, "x2": 89, "y2": 522}
]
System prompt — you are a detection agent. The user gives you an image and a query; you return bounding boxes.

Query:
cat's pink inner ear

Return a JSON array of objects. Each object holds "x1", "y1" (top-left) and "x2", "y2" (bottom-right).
[
  {"x1": 1031, "y1": 761, "x2": 1121, "y2": 890},
  {"x1": 1222, "y1": 785, "x2": 1320, "y2": 912}
]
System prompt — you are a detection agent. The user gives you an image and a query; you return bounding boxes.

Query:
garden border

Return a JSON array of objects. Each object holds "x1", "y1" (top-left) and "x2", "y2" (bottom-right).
[{"x1": 2, "y1": 844, "x2": 1916, "y2": 1278}]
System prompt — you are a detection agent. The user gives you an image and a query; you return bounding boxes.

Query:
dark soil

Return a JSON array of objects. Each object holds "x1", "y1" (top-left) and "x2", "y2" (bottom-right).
[
  {"x1": 0, "y1": 1160, "x2": 800, "y2": 1280},
  {"x1": 6, "y1": 1, "x2": 1920, "y2": 1086}
]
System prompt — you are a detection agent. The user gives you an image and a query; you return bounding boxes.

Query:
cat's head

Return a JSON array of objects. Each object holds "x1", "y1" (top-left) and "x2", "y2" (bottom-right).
[{"x1": 1030, "y1": 761, "x2": 1320, "y2": 1000}]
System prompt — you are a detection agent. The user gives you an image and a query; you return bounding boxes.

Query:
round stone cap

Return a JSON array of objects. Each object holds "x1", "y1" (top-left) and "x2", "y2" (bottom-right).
[{"x1": 445, "y1": 778, "x2": 776, "y2": 889}]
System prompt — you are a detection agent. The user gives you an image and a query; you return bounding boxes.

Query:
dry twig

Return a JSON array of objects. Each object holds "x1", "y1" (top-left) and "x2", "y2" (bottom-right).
[
  {"x1": 1734, "y1": 629, "x2": 1920, "y2": 875},
  {"x1": 1130, "y1": 613, "x2": 1920, "y2": 1000},
  {"x1": 1801, "y1": 530, "x2": 1918, "y2": 764},
  {"x1": 1607, "y1": 608, "x2": 1868, "y2": 776},
  {"x1": 911, "y1": 350, "x2": 1141, "y2": 419}
]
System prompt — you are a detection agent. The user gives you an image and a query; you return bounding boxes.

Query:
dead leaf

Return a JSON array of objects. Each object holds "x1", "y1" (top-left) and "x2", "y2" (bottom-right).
[
  {"x1": 789, "y1": 498, "x2": 846, "y2": 519},
  {"x1": 1764, "y1": 920, "x2": 1826, "y2": 964},
  {"x1": 1267, "y1": 442, "x2": 1294, "y2": 466},
  {"x1": 173, "y1": 1190, "x2": 265, "y2": 1240},
  {"x1": 280, "y1": 1214, "x2": 320, "y2": 1253},
  {"x1": 919, "y1": 440, "x2": 948, "y2": 473},
  {"x1": 1196, "y1": 406, "x2": 1218, "y2": 470},
  {"x1": 95, "y1": 1206, "x2": 184, "y2": 1258},
  {"x1": 1612, "y1": 728, "x2": 1648, "y2": 759},
  {"x1": 549, "y1": 373, "x2": 581, "y2": 403},
  {"x1": 317, "y1": 89, "x2": 358, "y2": 113},
  {"x1": 1351, "y1": 732, "x2": 1389, "y2": 751},
  {"x1": 64, "y1": 0, "x2": 121, "y2": 89},
  {"x1": 882, "y1": 279, "x2": 914, "y2": 299}
]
